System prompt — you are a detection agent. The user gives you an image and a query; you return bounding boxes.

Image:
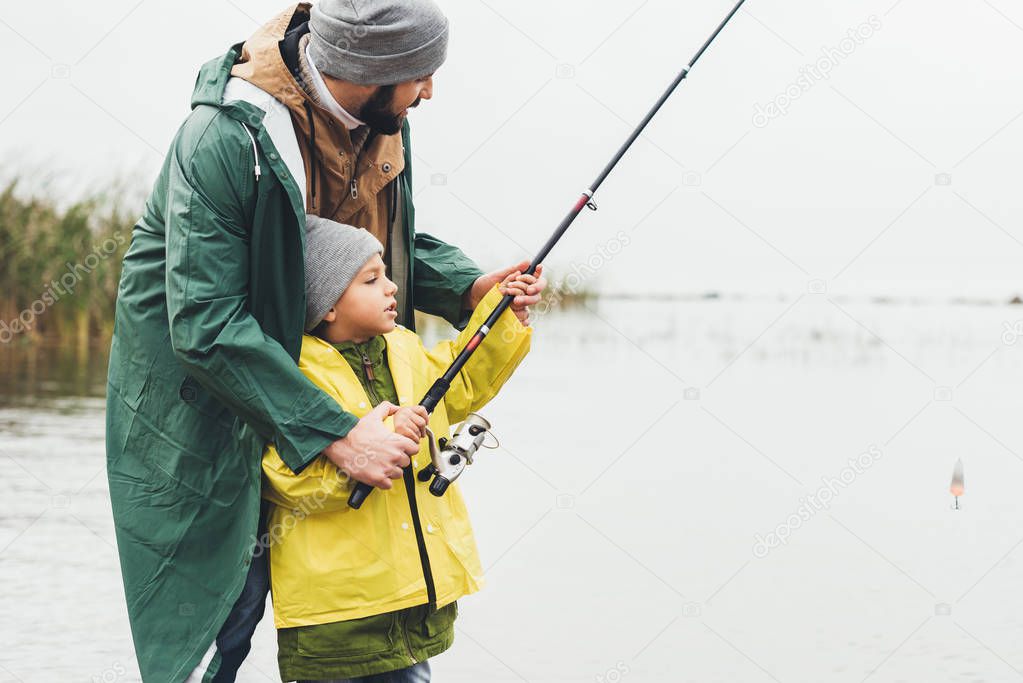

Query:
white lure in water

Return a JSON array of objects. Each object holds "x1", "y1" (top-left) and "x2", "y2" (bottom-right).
[{"x1": 950, "y1": 458, "x2": 964, "y2": 510}]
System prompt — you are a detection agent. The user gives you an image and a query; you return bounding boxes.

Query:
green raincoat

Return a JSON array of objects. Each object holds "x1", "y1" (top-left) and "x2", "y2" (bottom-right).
[{"x1": 105, "y1": 44, "x2": 482, "y2": 682}]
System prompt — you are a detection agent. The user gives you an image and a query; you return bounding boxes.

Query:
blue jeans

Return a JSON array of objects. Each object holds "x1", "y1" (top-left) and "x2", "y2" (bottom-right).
[
  {"x1": 299, "y1": 661, "x2": 432, "y2": 683},
  {"x1": 211, "y1": 503, "x2": 272, "y2": 683}
]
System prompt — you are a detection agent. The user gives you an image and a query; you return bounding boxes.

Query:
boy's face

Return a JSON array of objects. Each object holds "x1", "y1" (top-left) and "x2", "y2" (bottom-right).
[{"x1": 319, "y1": 254, "x2": 399, "y2": 343}]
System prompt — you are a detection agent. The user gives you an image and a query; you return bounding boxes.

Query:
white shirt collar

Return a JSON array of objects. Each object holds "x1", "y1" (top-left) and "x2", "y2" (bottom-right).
[{"x1": 304, "y1": 42, "x2": 366, "y2": 130}]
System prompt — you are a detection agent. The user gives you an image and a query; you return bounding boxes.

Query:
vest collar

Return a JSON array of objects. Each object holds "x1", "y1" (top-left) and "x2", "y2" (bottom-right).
[{"x1": 334, "y1": 334, "x2": 387, "y2": 367}]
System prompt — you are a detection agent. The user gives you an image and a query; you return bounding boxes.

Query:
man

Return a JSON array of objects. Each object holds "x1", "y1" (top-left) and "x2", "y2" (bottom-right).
[{"x1": 105, "y1": 2, "x2": 546, "y2": 681}]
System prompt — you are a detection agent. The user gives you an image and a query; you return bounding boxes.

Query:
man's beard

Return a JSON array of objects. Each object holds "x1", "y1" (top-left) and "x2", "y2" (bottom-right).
[{"x1": 359, "y1": 85, "x2": 420, "y2": 135}]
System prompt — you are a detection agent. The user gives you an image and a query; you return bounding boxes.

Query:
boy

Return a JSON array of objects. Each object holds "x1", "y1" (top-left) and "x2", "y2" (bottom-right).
[{"x1": 261, "y1": 216, "x2": 539, "y2": 682}]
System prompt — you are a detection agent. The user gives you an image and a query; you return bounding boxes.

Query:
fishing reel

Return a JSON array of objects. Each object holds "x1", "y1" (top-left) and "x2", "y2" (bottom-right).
[{"x1": 417, "y1": 413, "x2": 498, "y2": 496}]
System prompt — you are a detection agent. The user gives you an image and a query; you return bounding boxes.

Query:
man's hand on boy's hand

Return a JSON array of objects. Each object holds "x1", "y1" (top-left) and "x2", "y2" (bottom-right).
[
  {"x1": 464, "y1": 261, "x2": 547, "y2": 325},
  {"x1": 322, "y1": 402, "x2": 420, "y2": 490},
  {"x1": 393, "y1": 405, "x2": 428, "y2": 441}
]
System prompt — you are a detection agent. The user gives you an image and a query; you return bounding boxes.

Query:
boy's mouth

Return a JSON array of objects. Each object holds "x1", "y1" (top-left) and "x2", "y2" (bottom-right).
[{"x1": 385, "y1": 301, "x2": 397, "y2": 314}]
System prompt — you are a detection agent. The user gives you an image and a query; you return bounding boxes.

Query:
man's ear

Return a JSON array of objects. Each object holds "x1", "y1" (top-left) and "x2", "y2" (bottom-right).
[{"x1": 323, "y1": 307, "x2": 337, "y2": 323}]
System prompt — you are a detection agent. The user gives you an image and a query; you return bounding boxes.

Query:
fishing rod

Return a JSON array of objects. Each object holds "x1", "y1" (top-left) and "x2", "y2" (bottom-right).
[{"x1": 348, "y1": 0, "x2": 750, "y2": 509}]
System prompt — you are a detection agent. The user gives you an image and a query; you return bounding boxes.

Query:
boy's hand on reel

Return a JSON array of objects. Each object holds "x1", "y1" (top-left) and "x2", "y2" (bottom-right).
[
  {"x1": 323, "y1": 401, "x2": 419, "y2": 490},
  {"x1": 393, "y1": 405, "x2": 429, "y2": 441}
]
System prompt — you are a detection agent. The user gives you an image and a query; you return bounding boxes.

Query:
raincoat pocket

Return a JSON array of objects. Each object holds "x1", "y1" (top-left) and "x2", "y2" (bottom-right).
[
  {"x1": 291, "y1": 609, "x2": 401, "y2": 659},
  {"x1": 107, "y1": 356, "x2": 151, "y2": 413},
  {"x1": 422, "y1": 601, "x2": 457, "y2": 640}
]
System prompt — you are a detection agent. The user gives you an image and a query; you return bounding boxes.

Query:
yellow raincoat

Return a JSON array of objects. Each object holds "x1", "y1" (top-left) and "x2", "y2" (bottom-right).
[{"x1": 262, "y1": 284, "x2": 531, "y2": 628}]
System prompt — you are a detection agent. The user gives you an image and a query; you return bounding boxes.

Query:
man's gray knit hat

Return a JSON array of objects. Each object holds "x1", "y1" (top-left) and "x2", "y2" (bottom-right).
[
  {"x1": 309, "y1": 0, "x2": 449, "y2": 85},
  {"x1": 304, "y1": 215, "x2": 384, "y2": 332}
]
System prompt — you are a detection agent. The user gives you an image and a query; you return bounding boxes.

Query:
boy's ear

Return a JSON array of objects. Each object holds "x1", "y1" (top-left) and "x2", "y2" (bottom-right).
[{"x1": 323, "y1": 307, "x2": 337, "y2": 323}]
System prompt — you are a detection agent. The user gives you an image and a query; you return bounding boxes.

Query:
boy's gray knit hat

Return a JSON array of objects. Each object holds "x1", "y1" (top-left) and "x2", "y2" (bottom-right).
[
  {"x1": 304, "y1": 215, "x2": 384, "y2": 332},
  {"x1": 309, "y1": 0, "x2": 449, "y2": 85}
]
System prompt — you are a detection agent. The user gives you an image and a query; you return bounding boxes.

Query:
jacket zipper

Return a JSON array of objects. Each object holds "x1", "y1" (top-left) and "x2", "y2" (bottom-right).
[
  {"x1": 403, "y1": 465, "x2": 438, "y2": 610},
  {"x1": 359, "y1": 347, "x2": 377, "y2": 388},
  {"x1": 354, "y1": 342, "x2": 438, "y2": 613},
  {"x1": 303, "y1": 101, "x2": 317, "y2": 209}
]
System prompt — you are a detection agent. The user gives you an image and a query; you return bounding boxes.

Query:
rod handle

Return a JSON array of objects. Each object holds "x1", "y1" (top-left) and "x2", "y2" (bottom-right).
[{"x1": 348, "y1": 482, "x2": 373, "y2": 509}]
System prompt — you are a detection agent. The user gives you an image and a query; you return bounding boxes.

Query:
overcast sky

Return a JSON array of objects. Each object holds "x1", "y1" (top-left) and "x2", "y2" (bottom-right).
[{"x1": 2, "y1": 0, "x2": 1021, "y2": 299}]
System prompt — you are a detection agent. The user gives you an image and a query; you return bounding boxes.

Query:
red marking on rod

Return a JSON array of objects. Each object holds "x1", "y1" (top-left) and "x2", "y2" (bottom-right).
[
  {"x1": 573, "y1": 194, "x2": 588, "y2": 212},
  {"x1": 465, "y1": 334, "x2": 484, "y2": 352}
]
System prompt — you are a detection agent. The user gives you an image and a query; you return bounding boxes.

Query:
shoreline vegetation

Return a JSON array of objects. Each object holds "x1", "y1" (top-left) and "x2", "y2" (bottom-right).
[
  {"x1": 1, "y1": 180, "x2": 1019, "y2": 356},
  {"x1": 0, "y1": 181, "x2": 132, "y2": 351}
]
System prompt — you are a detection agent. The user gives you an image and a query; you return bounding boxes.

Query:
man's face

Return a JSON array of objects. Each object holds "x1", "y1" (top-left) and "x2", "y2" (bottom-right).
[{"x1": 359, "y1": 75, "x2": 433, "y2": 135}]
